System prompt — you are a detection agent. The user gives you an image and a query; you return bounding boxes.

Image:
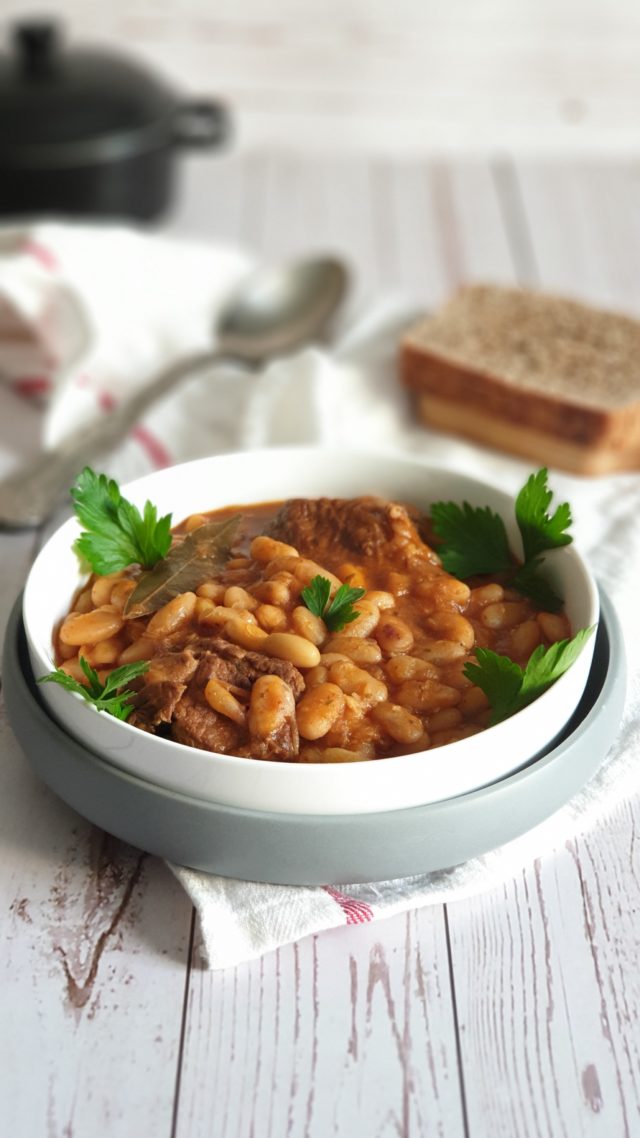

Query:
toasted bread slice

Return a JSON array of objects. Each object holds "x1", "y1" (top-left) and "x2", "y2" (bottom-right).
[{"x1": 400, "y1": 284, "x2": 640, "y2": 474}]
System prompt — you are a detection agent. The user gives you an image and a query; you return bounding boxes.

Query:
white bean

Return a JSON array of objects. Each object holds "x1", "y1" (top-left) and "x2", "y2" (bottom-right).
[
  {"x1": 204, "y1": 678, "x2": 246, "y2": 726},
  {"x1": 147, "y1": 592, "x2": 197, "y2": 638},
  {"x1": 248, "y1": 675, "x2": 295, "y2": 738},
  {"x1": 60, "y1": 606, "x2": 124, "y2": 646},
  {"x1": 291, "y1": 606, "x2": 328, "y2": 646},
  {"x1": 296, "y1": 683, "x2": 345, "y2": 740},
  {"x1": 250, "y1": 535, "x2": 299, "y2": 562},
  {"x1": 372, "y1": 702, "x2": 425, "y2": 745},
  {"x1": 262, "y1": 632, "x2": 321, "y2": 668}
]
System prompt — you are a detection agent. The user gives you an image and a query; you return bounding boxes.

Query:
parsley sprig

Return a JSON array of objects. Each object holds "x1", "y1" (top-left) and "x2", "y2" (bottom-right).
[
  {"x1": 38, "y1": 658, "x2": 149, "y2": 721},
  {"x1": 301, "y1": 575, "x2": 366, "y2": 632},
  {"x1": 431, "y1": 468, "x2": 572, "y2": 612},
  {"x1": 71, "y1": 467, "x2": 172, "y2": 575},
  {"x1": 463, "y1": 626, "x2": 594, "y2": 725}
]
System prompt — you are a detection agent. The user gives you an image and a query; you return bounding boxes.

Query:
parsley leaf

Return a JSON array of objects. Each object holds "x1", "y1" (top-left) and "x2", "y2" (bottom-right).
[
  {"x1": 71, "y1": 467, "x2": 173, "y2": 575},
  {"x1": 325, "y1": 583, "x2": 367, "y2": 631},
  {"x1": 519, "y1": 628, "x2": 595, "y2": 703},
  {"x1": 515, "y1": 468, "x2": 572, "y2": 561},
  {"x1": 301, "y1": 575, "x2": 366, "y2": 632},
  {"x1": 430, "y1": 468, "x2": 574, "y2": 609},
  {"x1": 463, "y1": 648, "x2": 524, "y2": 724},
  {"x1": 38, "y1": 658, "x2": 149, "y2": 721},
  {"x1": 300, "y1": 575, "x2": 332, "y2": 620},
  {"x1": 463, "y1": 626, "x2": 594, "y2": 725},
  {"x1": 430, "y1": 500, "x2": 512, "y2": 578},
  {"x1": 510, "y1": 559, "x2": 564, "y2": 613}
]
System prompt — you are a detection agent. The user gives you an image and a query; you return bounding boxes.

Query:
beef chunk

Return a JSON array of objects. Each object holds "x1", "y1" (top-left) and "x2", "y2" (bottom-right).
[
  {"x1": 183, "y1": 636, "x2": 305, "y2": 698},
  {"x1": 128, "y1": 650, "x2": 199, "y2": 732},
  {"x1": 235, "y1": 724, "x2": 298, "y2": 763},
  {"x1": 129, "y1": 681, "x2": 187, "y2": 732},
  {"x1": 144, "y1": 649, "x2": 199, "y2": 686},
  {"x1": 270, "y1": 496, "x2": 392, "y2": 559},
  {"x1": 269, "y1": 496, "x2": 435, "y2": 569},
  {"x1": 171, "y1": 693, "x2": 243, "y2": 753}
]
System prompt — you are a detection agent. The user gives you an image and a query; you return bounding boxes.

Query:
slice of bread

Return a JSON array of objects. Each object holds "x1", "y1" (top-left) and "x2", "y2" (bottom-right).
[{"x1": 400, "y1": 284, "x2": 640, "y2": 474}]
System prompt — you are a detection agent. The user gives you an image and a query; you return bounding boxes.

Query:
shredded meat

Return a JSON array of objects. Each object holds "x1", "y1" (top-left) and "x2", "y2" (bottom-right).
[
  {"x1": 143, "y1": 649, "x2": 200, "y2": 685},
  {"x1": 235, "y1": 722, "x2": 299, "y2": 762},
  {"x1": 171, "y1": 694, "x2": 243, "y2": 753},
  {"x1": 128, "y1": 681, "x2": 187, "y2": 732},
  {"x1": 269, "y1": 496, "x2": 438, "y2": 570},
  {"x1": 182, "y1": 636, "x2": 305, "y2": 697},
  {"x1": 128, "y1": 650, "x2": 198, "y2": 732}
]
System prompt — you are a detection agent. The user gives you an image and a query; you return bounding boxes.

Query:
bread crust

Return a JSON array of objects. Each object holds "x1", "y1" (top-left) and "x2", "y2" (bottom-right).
[
  {"x1": 415, "y1": 393, "x2": 639, "y2": 475},
  {"x1": 401, "y1": 340, "x2": 640, "y2": 474}
]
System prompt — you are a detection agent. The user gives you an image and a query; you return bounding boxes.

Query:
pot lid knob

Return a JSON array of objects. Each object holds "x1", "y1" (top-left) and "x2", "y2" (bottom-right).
[{"x1": 13, "y1": 19, "x2": 60, "y2": 75}]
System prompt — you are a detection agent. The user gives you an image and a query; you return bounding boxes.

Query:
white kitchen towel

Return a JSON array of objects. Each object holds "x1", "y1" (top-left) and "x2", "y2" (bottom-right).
[
  {"x1": 1, "y1": 223, "x2": 637, "y2": 970},
  {"x1": 0, "y1": 221, "x2": 250, "y2": 471}
]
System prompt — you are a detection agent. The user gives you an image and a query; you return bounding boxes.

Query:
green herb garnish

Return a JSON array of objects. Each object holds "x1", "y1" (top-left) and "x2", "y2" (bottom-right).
[
  {"x1": 428, "y1": 500, "x2": 512, "y2": 578},
  {"x1": 301, "y1": 575, "x2": 366, "y2": 632},
  {"x1": 515, "y1": 468, "x2": 572, "y2": 561},
  {"x1": 38, "y1": 657, "x2": 149, "y2": 721},
  {"x1": 431, "y1": 468, "x2": 571, "y2": 611},
  {"x1": 71, "y1": 467, "x2": 172, "y2": 575},
  {"x1": 463, "y1": 627, "x2": 594, "y2": 725}
]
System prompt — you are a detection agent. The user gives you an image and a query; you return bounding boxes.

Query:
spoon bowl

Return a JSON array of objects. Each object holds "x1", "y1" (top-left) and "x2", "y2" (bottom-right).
[{"x1": 217, "y1": 257, "x2": 348, "y2": 361}]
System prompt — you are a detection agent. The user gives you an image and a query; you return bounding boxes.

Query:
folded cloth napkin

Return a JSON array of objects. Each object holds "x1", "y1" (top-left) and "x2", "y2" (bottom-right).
[{"x1": 2, "y1": 223, "x2": 638, "y2": 970}]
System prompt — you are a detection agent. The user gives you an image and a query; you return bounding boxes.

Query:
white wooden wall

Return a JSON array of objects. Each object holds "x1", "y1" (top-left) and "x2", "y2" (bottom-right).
[{"x1": 3, "y1": 0, "x2": 640, "y2": 154}]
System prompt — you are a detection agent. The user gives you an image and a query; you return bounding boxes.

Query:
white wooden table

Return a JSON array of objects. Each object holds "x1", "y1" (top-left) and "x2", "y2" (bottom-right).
[{"x1": 2, "y1": 154, "x2": 639, "y2": 1137}]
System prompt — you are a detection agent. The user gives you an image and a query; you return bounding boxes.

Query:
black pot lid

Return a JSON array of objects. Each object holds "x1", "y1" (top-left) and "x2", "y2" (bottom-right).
[{"x1": 0, "y1": 21, "x2": 180, "y2": 167}]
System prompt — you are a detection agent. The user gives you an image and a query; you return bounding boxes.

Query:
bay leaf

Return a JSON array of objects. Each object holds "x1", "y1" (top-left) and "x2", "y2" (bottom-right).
[{"x1": 124, "y1": 515, "x2": 242, "y2": 618}]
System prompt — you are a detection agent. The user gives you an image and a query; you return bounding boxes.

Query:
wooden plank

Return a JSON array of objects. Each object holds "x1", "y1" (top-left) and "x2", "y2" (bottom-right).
[
  {"x1": 175, "y1": 908, "x2": 466, "y2": 1138},
  {"x1": 440, "y1": 157, "x2": 640, "y2": 1137},
  {"x1": 171, "y1": 152, "x2": 514, "y2": 311},
  {"x1": 0, "y1": 488, "x2": 194, "y2": 1133},
  {"x1": 431, "y1": 161, "x2": 515, "y2": 291},
  {"x1": 0, "y1": 701, "x2": 194, "y2": 1136},
  {"x1": 165, "y1": 151, "x2": 250, "y2": 244},
  {"x1": 446, "y1": 839, "x2": 639, "y2": 1138},
  {"x1": 515, "y1": 159, "x2": 640, "y2": 312}
]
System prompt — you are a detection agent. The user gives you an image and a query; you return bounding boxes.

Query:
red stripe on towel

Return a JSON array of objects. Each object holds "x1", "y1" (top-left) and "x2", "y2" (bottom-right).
[
  {"x1": 323, "y1": 886, "x2": 374, "y2": 925},
  {"x1": 132, "y1": 424, "x2": 172, "y2": 469},
  {"x1": 23, "y1": 240, "x2": 58, "y2": 272},
  {"x1": 96, "y1": 388, "x2": 171, "y2": 469},
  {"x1": 12, "y1": 375, "x2": 51, "y2": 398},
  {"x1": 97, "y1": 390, "x2": 115, "y2": 412}
]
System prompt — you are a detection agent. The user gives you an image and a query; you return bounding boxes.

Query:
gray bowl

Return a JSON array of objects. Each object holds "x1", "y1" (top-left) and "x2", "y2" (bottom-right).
[{"x1": 2, "y1": 589, "x2": 626, "y2": 885}]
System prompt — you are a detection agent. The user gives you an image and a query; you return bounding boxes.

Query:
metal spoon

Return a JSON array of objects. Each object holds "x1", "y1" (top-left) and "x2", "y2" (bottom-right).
[{"x1": 0, "y1": 255, "x2": 348, "y2": 527}]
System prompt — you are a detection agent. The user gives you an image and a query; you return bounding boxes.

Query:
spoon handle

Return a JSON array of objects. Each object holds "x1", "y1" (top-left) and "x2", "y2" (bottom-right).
[{"x1": 0, "y1": 349, "x2": 225, "y2": 528}]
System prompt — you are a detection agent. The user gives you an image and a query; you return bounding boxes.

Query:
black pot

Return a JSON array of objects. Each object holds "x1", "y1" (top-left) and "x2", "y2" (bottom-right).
[{"x1": 0, "y1": 20, "x2": 230, "y2": 221}]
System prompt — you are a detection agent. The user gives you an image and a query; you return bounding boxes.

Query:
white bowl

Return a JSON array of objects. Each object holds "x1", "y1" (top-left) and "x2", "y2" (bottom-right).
[{"x1": 24, "y1": 448, "x2": 599, "y2": 815}]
